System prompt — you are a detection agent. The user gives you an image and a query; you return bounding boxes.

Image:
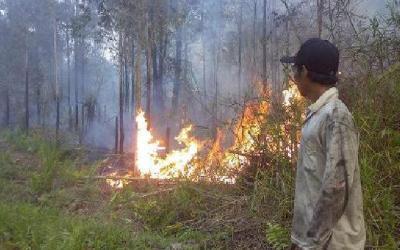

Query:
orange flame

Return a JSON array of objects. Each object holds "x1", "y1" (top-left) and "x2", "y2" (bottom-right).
[
  {"x1": 283, "y1": 80, "x2": 301, "y2": 107},
  {"x1": 135, "y1": 110, "x2": 202, "y2": 179},
  {"x1": 106, "y1": 80, "x2": 302, "y2": 189},
  {"x1": 135, "y1": 110, "x2": 165, "y2": 177}
]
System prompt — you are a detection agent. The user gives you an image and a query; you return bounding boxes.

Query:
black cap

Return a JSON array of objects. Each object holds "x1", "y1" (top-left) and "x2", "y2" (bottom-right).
[{"x1": 280, "y1": 38, "x2": 339, "y2": 78}]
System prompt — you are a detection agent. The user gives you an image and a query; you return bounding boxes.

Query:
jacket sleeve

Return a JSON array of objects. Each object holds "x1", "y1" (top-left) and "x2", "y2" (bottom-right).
[{"x1": 306, "y1": 112, "x2": 359, "y2": 247}]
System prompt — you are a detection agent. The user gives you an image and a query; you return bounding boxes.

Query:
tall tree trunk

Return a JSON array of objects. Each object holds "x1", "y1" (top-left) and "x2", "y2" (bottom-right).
[
  {"x1": 157, "y1": 27, "x2": 168, "y2": 114},
  {"x1": 54, "y1": 18, "x2": 60, "y2": 139},
  {"x1": 182, "y1": 29, "x2": 189, "y2": 121},
  {"x1": 81, "y1": 37, "x2": 85, "y2": 128},
  {"x1": 5, "y1": 85, "x2": 10, "y2": 127},
  {"x1": 253, "y1": 0, "x2": 257, "y2": 70},
  {"x1": 131, "y1": 39, "x2": 135, "y2": 116},
  {"x1": 150, "y1": 1, "x2": 160, "y2": 117},
  {"x1": 317, "y1": 0, "x2": 324, "y2": 38},
  {"x1": 262, "y1": 0, "x2": 267, "y2": 83},
  {"x1": 118, "y1": 32, "x2": 124, "y2": 153},
  {"x1": 201, "y1": 2, "x2": 207, "y2": 96},
  {"x1": 238, "y1": 2, "x2": 243, "y2": 97},
  {"x1": 134, "y1": 41, "x2": 142, "y2": 115},
  {"x1": 80, "y1": 105, "x2": 84, "y2": 144},
  {"x1": 212, "y1": 37, "x2": 219, "y2": 135},
  {"x1": 115, "y1": 116, "x2": 119, "y2": 154},
  {"x1": 74, "y1": 0, "x2": 80, "y2": 132},
  {"x1": 25, "y1": 38, "x2": 29, "y2": 134},
  {"x1": 36, "y1": 86, "x2": 41, "y2": 126},
  {"x1": 172, "y1": 25, "x2": 182, "y2": 113},
  {"x1": 152, "y1": 42, "x2": 158, "y2": 114},
  {"x1": 271, "y1": 8, "x2": 278, "y2": 93},
  {"x1": 74, "y1": 37, "x2": 79, "y2": 131},
  {"x1": 124, "y1": 48, "x2": 129, "y2": 111},
  {"x1": 146, "y1": 23, "x2": 152, "y2": 129},
  {"x1": 67, "y1": 25, "x2": 72, "y2": 130}
]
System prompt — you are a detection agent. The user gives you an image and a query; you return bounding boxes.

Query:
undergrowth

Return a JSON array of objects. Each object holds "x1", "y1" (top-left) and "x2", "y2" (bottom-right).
[
  {"x1": 0, "y1": 202, "x2": 179, "y2": 250},
  {"x1": 347, "y1": 63, "x2": 400, "y2": 248}
]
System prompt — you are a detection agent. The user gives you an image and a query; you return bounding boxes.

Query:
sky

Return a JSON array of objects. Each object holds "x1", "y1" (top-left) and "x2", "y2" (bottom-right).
[{"x1": 361, "y1": 0, "x2": 390, "y2": 16}]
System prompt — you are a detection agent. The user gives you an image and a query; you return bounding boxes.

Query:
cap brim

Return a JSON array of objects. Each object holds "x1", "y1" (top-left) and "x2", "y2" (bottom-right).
[{"x1": 280, "y1": 56, "x2": 296, "y2": 64}]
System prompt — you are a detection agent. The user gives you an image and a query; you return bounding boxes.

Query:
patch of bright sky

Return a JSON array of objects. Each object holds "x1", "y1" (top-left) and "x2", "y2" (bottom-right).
[{"x1": 360, "y1": 0, "x2": 389, "y2": 16}]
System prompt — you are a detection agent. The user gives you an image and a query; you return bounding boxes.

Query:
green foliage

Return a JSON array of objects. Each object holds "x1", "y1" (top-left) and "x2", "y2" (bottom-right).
[
  {"x1": 250, "y1": 167, "x2": 294, "y2": 222},
  {"x1": 0, "y1": 151, "x2": 35, "y2": 203},
  {"x1": 0, "y1": 202, "x2": 178, "y2": 250},
  {"x1": 346, "y1": 63, "x2": 400, "y2": 248},
  {"x1": 31, "y1": 142, "x2": 62, "y2": 193},
  {"x1": 265, "y1": 222, "x2": 291, "y2": 250},
  {"x1": 1, "y1": 130, "x2": 83, "y2": 194},
  {"x1": 130, "y1": 183, "x2": 208, "y2": 231},
  {"x1": 2, "y1": 130, "x2": 43, "y2": 153},
  {"x1": 0, "y1": 152, "x2": 17, "y2": 179}
]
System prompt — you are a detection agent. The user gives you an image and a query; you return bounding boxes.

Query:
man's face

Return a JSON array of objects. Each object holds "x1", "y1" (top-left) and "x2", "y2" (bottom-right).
[{"x1": 292, "y1": 65, "x2": 312, "y2": 99}]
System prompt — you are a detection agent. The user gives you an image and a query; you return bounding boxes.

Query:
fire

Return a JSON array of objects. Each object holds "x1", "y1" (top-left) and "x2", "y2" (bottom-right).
[
  {"x1": 105, "y1": 172, "x2": 128, "y2": 189},
  {"x1": 222, "y1": 82, "x2": 271, "y2": 169},
  {"x1": 106, "y1": 80, "x2": 303, "y2": 189},
  {"x1": 283, "y1": 80, "x2": 301, "y2": 107},
  {"x1": 135, "y1": 111, "x2": 165, "y2": 177},
  {"x1": 157, "y1": 125, "x2": 202, "y2": 177},
  {"x1": 135, "y1": 110, "x2": 202, "y2": 179}
]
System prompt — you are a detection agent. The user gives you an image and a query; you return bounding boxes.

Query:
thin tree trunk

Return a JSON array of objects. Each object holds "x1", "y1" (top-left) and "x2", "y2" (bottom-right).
[
  {"x1": 118, "y1": 32, "x2": 124, "y2": 154},
  {"x1": 158, "y1": 29, "x2": 167, "y2": 113},
  {"x1": 271, "y1": 10, "x2": 278, "y2": 93},
  {"x1": 115, "y1": 116, "x2": 119, "y2": 154},
  {"x1": 81, "y1": 38, "x2": 85, "y2": 113},
  {"x1": 124, "y1": 49, "x2": 129, "y2": 111},
  {"x1": 134, "y1": 41, "x2": 142, "y2": 115},
  {"x1": 262, "y1": 0, "x2": 267, "y2": 83},
  {"x1": 201, "y1": 2, "x2": 207, "y2": 96},
  {"x1": 74, "y1": 38, "x2": 79, "y2": 130},
  {"x1": 25, "y1": 38, "x2": 29, "y2": 134},
  {"x1": 80, "y1": 104, "x2": 84, "y2": 143},
  {"x1": 253, "y1": 0, "x2": 257, "y2": 70},
  {"x1": 151, "y1": 1, "x2": 160, "y2": 116},
  {"x1": 67, "y1": 25, "x2": 72, "y2": 130},
  {"x1": 317, "y1": 0, "x2": 324, "y2": 38},
  {"x1": 131, "y1": 39, "x2": 135, "y2": 115},
  {"x1": 54, "y1": 18, "x2": 60, "y2": 139},
  {"x1": 172, "y1": 25, "x2": 182, "y2": 113},
  {"x1": 36, "y1": 87, "x2": 41, "y2": 126},
  {"x1": 182, "y1": 29, "x2": 189, "y2": 120},
  {"x1": 74, "y1": 0, "x2": 79, "y2": 131},
  {"x1": 213, "y1": 38, "x2": 219, "y2": 135},
  {"x1": 146, "y1": 24, "x2": 152, "y2": 129},
  {"x1": 165, "y1": 127, "x2": 170, "y2": 154},
  {"x1": 238, "y1": 2, "x2": 243, "y2": 97},
  {"x1": 5, "y1": 85, "x2": 10, "y2": 127},
  {"x1": 152, "y1": 42, "x2": 158, "y2": 114}
]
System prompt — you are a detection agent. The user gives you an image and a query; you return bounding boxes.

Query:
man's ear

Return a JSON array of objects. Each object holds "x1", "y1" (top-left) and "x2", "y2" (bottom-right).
[{"x1": 301, "y1": 65, "x2": 308, "y2": 78}]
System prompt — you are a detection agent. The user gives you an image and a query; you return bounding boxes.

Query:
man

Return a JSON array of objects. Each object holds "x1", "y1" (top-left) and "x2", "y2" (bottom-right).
[{"x1": 280, "y1": 38, "x2": 366, "y2": 249}]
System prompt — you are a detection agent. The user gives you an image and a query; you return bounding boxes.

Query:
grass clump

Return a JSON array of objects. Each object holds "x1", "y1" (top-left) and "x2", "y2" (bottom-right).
[
  {"x1": 0, "y1": 202, "x2": 179, "y2": 250},
  {"x1": 265, "y1": 222, "x2": 291, "y2": 250},
  {"x1": 343, "y1": 63, "x2": 400, "y2": 248}
]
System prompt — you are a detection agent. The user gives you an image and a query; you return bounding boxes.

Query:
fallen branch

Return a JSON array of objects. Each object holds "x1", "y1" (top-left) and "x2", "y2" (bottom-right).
[
  {"x1": 137, "y1": 187, "x2": 176, "y2": 198},
  {"x1": 83, "y1": 175, "x2": 180, "y2": 183},
  {"x1": 84, "y1": 175, "x2": 151, "y2": 181}
]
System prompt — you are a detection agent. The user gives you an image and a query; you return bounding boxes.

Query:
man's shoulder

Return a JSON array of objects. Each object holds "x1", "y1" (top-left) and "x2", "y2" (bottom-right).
[{"x1": 323, "y1": 98, "x2": 356, "y2": 128}]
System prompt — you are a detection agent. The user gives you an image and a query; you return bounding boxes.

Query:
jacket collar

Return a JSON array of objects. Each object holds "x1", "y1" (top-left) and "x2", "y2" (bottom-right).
[{"x1": 305, "y1": 87, "x2": 338, "y2": 121}]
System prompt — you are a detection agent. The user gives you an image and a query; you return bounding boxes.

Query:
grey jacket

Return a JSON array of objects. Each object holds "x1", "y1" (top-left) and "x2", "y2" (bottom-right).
[{"x1": 291, "y1": 87, "x2": 366, "y2": 250}]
